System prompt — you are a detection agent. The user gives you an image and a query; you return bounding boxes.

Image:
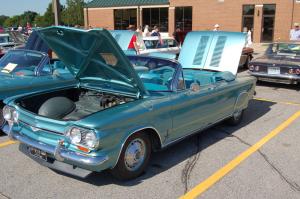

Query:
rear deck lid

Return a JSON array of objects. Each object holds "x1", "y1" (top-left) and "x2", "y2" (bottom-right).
[
  {"x1": 179, "y1": 31, "x2": 246, "y2": 75},
  {"x1": 36, "y1": 26, "x2": 146, "y2": 98}
]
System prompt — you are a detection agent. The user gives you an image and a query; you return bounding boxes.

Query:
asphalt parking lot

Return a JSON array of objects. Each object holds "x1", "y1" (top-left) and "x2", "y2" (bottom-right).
[{"x1": 1, "y1": 60, "x2": 300, "y2": 198}]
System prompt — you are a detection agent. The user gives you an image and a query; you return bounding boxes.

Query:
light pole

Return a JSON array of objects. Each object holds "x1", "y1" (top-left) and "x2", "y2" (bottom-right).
[{"x1": 52, "y1": 0, "x2": 61, "y2": 25}]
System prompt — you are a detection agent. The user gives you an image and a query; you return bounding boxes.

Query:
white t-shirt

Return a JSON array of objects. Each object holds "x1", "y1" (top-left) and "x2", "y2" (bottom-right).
[{"x1": 290, "y1": 29, "x2": 300, "y2": 41}]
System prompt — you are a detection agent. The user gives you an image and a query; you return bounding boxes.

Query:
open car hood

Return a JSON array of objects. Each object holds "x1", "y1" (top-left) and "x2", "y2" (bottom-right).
[
  {"x1": 36, "y1": 26, "x2": 146, "y2": 98},
  {"x1": 179, "y1": 31, "x2": 246, "y2": 75}
]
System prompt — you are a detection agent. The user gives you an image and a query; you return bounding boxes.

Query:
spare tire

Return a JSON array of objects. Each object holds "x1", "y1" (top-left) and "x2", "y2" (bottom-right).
[{"x1": 38, "y1": 97, "x2": 75, "y2": 119}]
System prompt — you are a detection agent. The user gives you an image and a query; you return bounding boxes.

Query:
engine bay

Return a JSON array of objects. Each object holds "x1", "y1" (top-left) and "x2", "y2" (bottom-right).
[{"x1": 17, "y1": 88, "x2": 135, "y2": 121}]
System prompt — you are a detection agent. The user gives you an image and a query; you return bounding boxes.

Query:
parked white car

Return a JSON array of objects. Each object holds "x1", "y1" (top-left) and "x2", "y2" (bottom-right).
[{"x1": 139, "y1": 36, "x2": 180, "y2": 56}]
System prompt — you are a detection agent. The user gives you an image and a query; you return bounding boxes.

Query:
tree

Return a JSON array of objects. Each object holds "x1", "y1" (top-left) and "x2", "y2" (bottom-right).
[
  {"x1": 20, "y1": 11, "x2": 38, "y2": 26},
  {"x1": 62, "y1": 0, "x2": 85, "y2": 26},
  {"x1": 0, "y1": 15, "x2": 9, "y2": 27},
  {"x1": 3, "y1": 15, "x2": 20, "y2": 27}
]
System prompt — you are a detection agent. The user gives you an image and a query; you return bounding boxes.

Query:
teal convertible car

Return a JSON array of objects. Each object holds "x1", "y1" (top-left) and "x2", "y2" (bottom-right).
[{"x1": 3, "y1": 27, "x2": 256, "y2": 180}]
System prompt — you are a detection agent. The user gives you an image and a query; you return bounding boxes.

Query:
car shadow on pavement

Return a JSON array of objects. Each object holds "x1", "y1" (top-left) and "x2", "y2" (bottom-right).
[
  {"x1": 257, "y1": 81, "x2": 300, "y2": 91},
  {"x1": 53, "y1": 99, "x2": 275, "y2": 186}
]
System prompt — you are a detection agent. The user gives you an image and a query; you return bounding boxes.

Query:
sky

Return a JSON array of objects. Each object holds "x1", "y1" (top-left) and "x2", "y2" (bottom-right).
[{"x1": 0, "y1": 0, "x2": 67, "y2": 16}]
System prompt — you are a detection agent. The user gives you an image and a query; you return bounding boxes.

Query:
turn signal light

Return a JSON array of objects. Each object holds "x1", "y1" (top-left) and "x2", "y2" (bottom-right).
[{"x1": 77, "y1": 145, "x2": 90, "y2": 153}]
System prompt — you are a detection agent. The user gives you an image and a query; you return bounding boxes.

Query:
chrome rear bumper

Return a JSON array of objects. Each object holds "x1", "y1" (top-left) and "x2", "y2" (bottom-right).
[{"x1": 249, "y1": 72, "x2": 300, "y2": 84}]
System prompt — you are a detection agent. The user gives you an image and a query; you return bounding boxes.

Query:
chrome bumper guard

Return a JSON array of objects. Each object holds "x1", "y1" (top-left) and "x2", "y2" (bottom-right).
[{"x1": 6, "y1": 126, "x2": 108, "y2": 167}]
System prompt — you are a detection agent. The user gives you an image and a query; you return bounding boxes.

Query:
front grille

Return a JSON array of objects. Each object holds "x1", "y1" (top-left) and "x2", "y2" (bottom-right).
[{"x1": 19, "y1": 120, "x2": 63, "y2": 135}]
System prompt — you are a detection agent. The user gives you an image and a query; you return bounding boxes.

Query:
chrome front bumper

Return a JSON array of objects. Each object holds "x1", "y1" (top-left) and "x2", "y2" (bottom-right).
[{"x1": 4, "y1": 124, "x2": 108, "y2": 169}]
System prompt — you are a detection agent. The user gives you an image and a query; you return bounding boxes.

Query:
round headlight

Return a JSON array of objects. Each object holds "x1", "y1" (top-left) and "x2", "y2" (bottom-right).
[
  {"x1": 12, "y1": 110, "x2": 19, "y2": 123},
  {"x1": 3, "y1": 106, "x2": 12, "y2": 121},
  {"x1": 85, "y1": 131, "x2": 98, "y2": 148},
  {"x1": 69, "y1": 128, "x2": 82, "y2": 144}
]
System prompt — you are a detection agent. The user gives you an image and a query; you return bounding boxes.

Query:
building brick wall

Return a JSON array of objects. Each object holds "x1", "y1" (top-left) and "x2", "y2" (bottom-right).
[
  {"x1": 85, "y1": 0, "x2": 300, "y2": 42},
  {"x1": 85, "y1": 8, "x2": 114, "y2": 30}
]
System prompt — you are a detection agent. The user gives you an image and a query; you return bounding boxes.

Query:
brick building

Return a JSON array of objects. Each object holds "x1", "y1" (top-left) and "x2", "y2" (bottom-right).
[{"x1": 84, "y1": 0, "x2": 300, "y2": 42}]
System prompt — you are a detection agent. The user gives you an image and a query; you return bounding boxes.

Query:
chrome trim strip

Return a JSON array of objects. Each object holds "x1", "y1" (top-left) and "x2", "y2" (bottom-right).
[
  {"x1": 162, "y1": 114, "x2": 233, "y2": 148},
  {"x1": 9, "y1": 128, "x2": 108, "y2": 167},
  {"x1": 19, "y1": 120, "x2": 63, "y2": 135}
]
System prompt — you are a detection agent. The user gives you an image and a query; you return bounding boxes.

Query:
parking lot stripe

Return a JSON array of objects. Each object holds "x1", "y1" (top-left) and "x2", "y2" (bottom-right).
[
  {"x1": 180, "y1": 110, "x2": 300, "y2": 199},
  {"x1": 0, "y1": 140, "x2": 17, "y2": 148},
  {"x1": 254, "y1": 97, "x2": 300, "y2": 106}
]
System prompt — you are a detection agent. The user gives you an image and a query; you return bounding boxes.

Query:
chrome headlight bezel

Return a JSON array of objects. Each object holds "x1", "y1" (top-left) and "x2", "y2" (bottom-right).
[
  {"x1": 65, "y1": 126, "x2": 99, "y2": 149},
  {"x1": 3, "y1": 106, "x2": 18, "y2": 123}
]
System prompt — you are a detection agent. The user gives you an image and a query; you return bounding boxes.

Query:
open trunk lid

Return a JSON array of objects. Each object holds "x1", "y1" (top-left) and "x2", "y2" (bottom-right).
[{"x1": 179, "y1": 31, "x2": 246, "y2": 75}]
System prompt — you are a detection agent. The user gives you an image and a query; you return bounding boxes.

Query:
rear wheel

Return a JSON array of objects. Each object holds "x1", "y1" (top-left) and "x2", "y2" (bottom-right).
[
  {"x1": 227, "y1": 110, "x2": 244, "y2": 126},
  {"x1": 111, "y1": 133, "x2": 151, "y2": 180},
  {"x1": 244, "y1": 55, "x2": 251, "y2": 69}
]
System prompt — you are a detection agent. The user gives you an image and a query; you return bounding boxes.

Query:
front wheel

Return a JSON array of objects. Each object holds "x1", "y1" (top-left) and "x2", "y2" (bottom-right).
[
  {"x1": 227, "y1": 110, "x2": 244, "y2": 126},
  {"x1": 111, "y1": 133, "x2": 151, "y2": 180},
  {"x1": 0, "y1": 107, "x2": 5, "y2": 135}
]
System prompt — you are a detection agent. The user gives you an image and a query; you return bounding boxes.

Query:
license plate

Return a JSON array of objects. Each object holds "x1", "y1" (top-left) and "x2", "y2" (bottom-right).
[
  {"x1": 28, "y1": 146, "x2": 47, "y2": 161},
  {"x1": 268, "y1": 67, "x2": 280, "y2": 75}
]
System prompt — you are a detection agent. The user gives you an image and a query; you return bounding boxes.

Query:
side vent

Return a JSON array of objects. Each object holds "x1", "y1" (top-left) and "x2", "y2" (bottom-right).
[
  {"x1": 193, "y1": 36, "x2": 210, "y2": 65},
  {"x1": 210, "y1": 36, "x2": 227, "y2": 67}
]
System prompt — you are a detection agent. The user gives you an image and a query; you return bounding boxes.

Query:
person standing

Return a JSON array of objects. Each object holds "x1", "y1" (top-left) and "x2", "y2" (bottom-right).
[
  {"x1": 151, "y1": 26, "x2": 161, "y2": 37},
  {"x1": 173, "y1": 27, "x2": 181, "y2": 45},
  {"x1": 290, "y1": 23, "x2": 300, "y2": 41},
  {"x1": 213, "y1": 24, "x2": 220, "y2": 31},
  {"x1": 143, "y1": 25, "x2": 150, "y2": 37},
  {"x1": 127, "y1": 25, "x2": 140, "y2": 55}
]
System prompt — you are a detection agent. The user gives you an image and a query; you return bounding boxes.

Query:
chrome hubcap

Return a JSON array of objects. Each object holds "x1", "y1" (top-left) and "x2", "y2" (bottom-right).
[{"x1": 124, "y1": 138, "x2": 146, "y2": 171}]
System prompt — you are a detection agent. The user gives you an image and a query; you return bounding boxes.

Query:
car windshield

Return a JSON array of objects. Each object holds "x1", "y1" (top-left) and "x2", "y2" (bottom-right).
[
  {"x1": 128, "y1": 56, "x2": 177, "y2": 92},
  {"x1": 269, "y1": 43, "x2": 300, "y2": 56},
  {"x1": 0, "y1": 36, "x2": 9, "y2": 43},
  {"x1": 0, "y1": 50, "x2": 45, "y2": 76},
  {"x1": 144, "y1": 39, "x2": 159, "y2": 49}
]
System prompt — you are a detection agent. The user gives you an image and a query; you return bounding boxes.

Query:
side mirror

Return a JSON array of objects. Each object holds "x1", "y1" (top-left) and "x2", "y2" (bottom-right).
[
  {"x1": 190, "y1": 82, "x2": 200, "y2": 92},
  {"x1": 214, "y1": 72, "x2": 235, "y2": 82}
]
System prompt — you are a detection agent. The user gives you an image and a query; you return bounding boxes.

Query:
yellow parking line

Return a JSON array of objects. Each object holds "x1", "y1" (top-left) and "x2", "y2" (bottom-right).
[
  {"x1": 254, "y1": 97, "x2": 300, "y2": 106},
  {"x1": 0, "y1": 140, "x2": 17, "y2": 148},
  {"x1": 180, "y1": 110, "x2": 300, "y2": 199}
]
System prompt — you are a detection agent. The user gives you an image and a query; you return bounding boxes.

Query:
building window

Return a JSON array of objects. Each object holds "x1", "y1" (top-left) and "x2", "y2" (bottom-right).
[
  {"x1": 142, "y1": 8, "x2": 168, "y2": 32},
  {"x1": 175, "y1": 7, "x2": 192, "y2": 32},
  {"x1": 114, "y1": 9, "x2": 137, "y2": 30},
  {"x1": 242, "y1": 5, "x2": 255, "y2": 32}
]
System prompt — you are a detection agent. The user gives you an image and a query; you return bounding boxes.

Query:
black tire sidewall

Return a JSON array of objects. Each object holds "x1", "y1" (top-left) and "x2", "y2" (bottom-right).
[
  {"x1": 227, "y1": 110, "x2": 244, "y2": 126},
  {"x1": 111, "y1": 132, "x2": 151, "y2": 180}
]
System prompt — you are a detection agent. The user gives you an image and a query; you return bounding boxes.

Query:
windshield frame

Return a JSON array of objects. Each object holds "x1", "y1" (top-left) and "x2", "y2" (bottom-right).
[
  {"x1": 127, "y1": 55, "x2": 181, "y2": 92},
  {"x1": 266, "y1": 43, "x2": 300, "y2": 56}
]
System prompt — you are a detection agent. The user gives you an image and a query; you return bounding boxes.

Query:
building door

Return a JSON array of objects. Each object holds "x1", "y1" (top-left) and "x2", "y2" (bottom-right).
[{"x1": 261, "y1": 4, "x2": 276, "y2": 42}]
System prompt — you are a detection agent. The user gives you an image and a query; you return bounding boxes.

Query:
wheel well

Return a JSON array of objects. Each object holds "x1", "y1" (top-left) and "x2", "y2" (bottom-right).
[
  {"x1": 140, "y1": 128, "x2": 162, "y2": 151},
  {"x1": 0, "y1": 101, "x2": 4, "y2": 109}
]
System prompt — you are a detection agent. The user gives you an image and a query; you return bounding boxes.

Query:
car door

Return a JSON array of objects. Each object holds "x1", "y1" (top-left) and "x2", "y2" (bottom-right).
[{"x1": 168, "y1": 74, "x2": 236, "y2": 142}]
